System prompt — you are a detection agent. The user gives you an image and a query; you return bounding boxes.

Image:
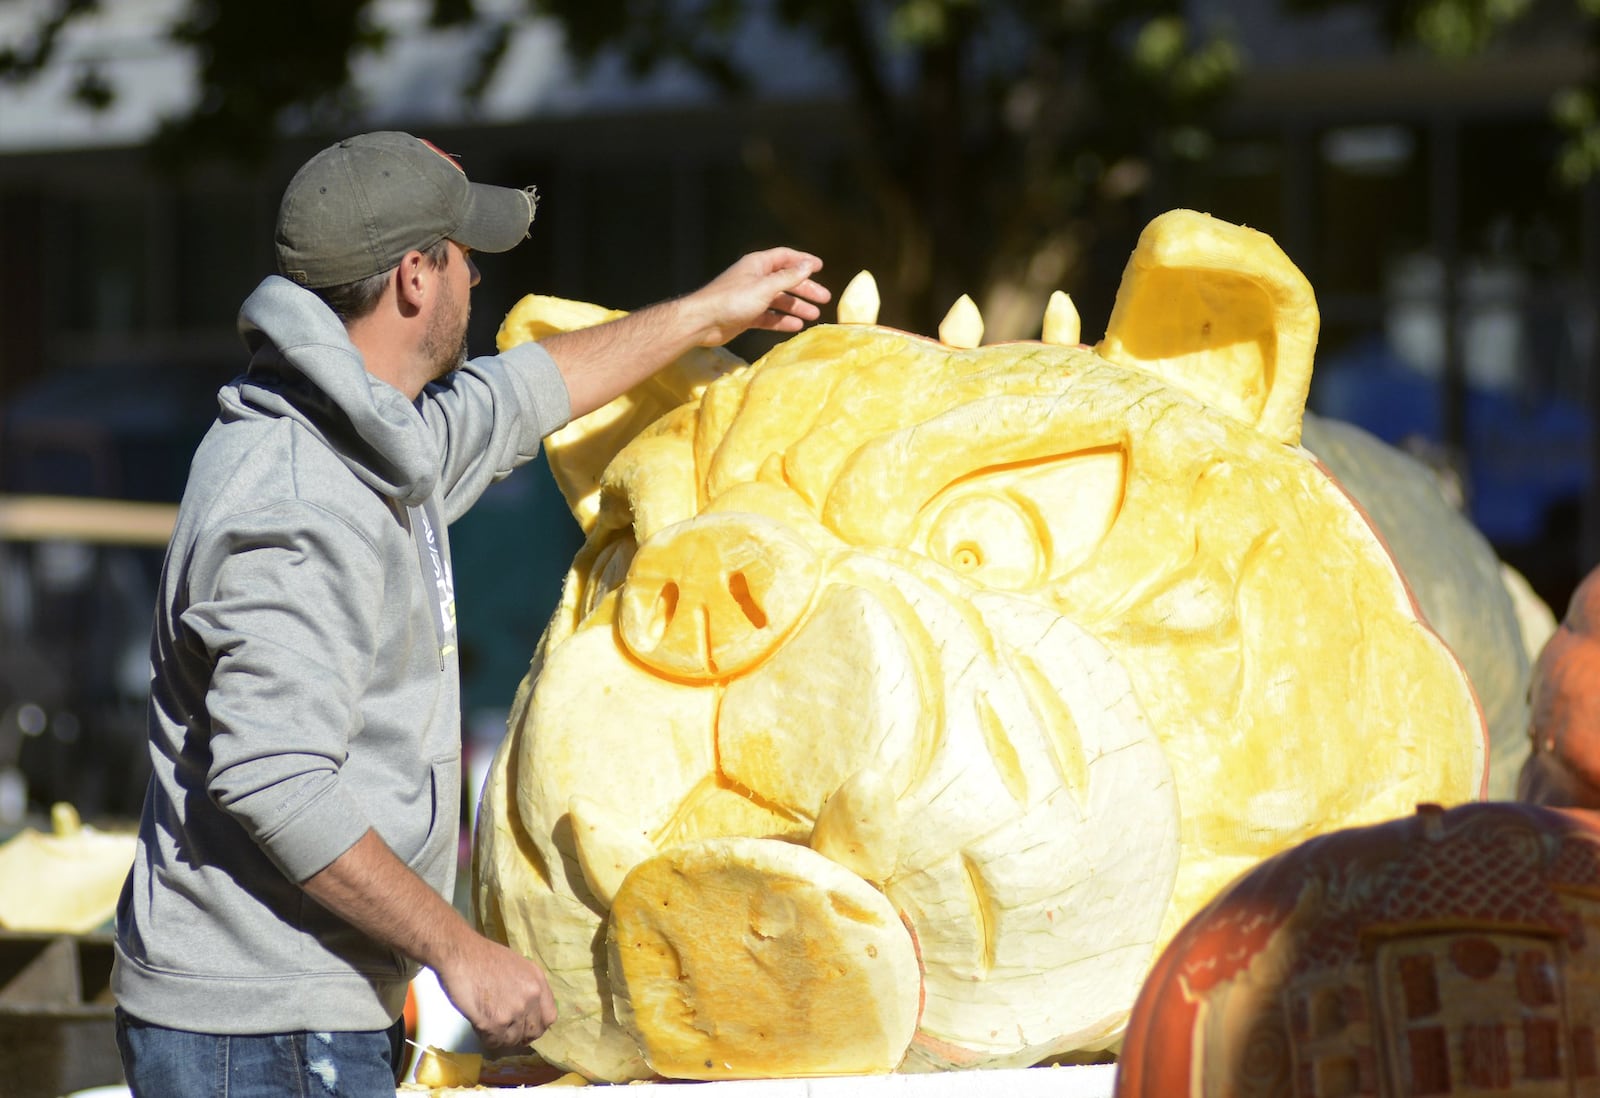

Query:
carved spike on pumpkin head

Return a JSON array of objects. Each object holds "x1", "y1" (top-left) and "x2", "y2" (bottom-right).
[{"x1": 473, "y1": 209, "x2": 1486, "y2": 1082}]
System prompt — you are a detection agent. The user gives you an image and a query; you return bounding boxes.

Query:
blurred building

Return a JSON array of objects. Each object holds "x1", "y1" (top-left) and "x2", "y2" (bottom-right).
[
  {"x1": 0, "y1": 0, "x2": 1594, "y2": 818},
  {"x1": 1178, "y1": 0, "x2": 1595, "y2": 609}
]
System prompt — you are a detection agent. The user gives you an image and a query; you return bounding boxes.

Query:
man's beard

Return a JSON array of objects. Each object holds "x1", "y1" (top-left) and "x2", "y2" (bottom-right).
[
  {"x1": 423, "y1": 292, "x2": 471, "y2": 381},
  {"x1": 442, "y1": 330, "x2": 469, "y2": 378}
]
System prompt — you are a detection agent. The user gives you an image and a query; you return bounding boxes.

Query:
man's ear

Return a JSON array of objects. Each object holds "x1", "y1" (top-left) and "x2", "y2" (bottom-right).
[
  {"x1": 1095, "y1": 210, "x2": 1319, "y2": 447},
  {"x1": 393, "y1": 250, "x2": 429, "y2": 314}
]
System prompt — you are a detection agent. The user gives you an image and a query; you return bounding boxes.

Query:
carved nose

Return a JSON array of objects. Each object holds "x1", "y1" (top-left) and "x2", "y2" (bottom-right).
[{"x1": 618, "y1": 513, "x2": 822, "y2": 681}]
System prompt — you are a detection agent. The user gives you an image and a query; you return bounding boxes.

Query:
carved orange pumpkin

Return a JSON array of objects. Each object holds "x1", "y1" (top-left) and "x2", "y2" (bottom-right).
[{"x1": 1117, "y1": 801, "x2": 1600, "y2": 1097}]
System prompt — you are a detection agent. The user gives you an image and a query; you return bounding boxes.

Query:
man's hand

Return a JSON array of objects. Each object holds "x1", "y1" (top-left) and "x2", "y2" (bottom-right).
[
  {"x1": 433, "y1": 933, "x2": 558, "y2": 1050},
  {"x1": 684, "y1": 247, "x2": 831, "y2": 347},
  {"x1": 300, "y1": 829, "x2": 557, "y2": 1048}
]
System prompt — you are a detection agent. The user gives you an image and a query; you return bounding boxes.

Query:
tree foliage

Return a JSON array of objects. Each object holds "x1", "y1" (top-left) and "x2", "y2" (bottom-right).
[
  {"x1": 1290, "y1": 0, "x2": 1600, "y2": 182},
  {"x1": 1289, "y1": 0, "x2": 1539, "y2": 56},
  {"x1": 529, "y1": 0, "x2": 1242, "y2": 333},
  {"x1": 1, "y1": 0, "x2": 1248, "y2": 334},
  {"x1": 6, "y1": 0, "x2": 1591, "y2": 331}
]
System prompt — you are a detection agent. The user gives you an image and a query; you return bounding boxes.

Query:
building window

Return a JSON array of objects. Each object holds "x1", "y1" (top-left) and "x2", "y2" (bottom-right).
[{"x1": 55, "y1": 194, "x2": 152, "y2": 335}]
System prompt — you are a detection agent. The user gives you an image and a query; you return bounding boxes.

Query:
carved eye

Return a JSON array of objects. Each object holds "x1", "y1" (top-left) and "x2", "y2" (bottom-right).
[
  {"x1": 912, "y1": 449, "x2": 1126, "y2": 590},
  {"x1": 922, "y1": 495, "x2": 1043, "y2": 589}
]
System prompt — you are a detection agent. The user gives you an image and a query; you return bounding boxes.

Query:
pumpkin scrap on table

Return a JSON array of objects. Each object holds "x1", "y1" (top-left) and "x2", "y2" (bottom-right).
[
  {"x1": 404, "y1": 1048, "x2": 575, "y2": 1090},
  {"x1": 0, "y1": 801, "x2": 137, "y2": 934}
]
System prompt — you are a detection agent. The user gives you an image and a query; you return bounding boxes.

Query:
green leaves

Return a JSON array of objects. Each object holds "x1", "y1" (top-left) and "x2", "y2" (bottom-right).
[
  {"x1": 886, "y1": 0, "x2": 980, "y2": 47},
  {"x1": 152, "y1": 0, "x2": 385, "y2": 166},
  {"x1": 0, "y1": 0, "x2": 101, "y2": 83},
  {"x1": 1132, "y1": 15, "x2": 1239, "y2": 98},
  {"x1": 1553, "y1": 87, "x2": 1600, "y2": 185},
  {"x1": 1411, "y1": 0, "x2": 1534, "y2": 56}
]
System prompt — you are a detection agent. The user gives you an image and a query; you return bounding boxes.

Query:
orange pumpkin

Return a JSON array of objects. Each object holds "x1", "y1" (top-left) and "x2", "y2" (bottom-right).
[
  {"x1": 1521, "y1": 567, "x2": 1600, "y2": 805},
  {"x1": 1117, "y1": 801, "x2": 1600, "y2": 1097}
]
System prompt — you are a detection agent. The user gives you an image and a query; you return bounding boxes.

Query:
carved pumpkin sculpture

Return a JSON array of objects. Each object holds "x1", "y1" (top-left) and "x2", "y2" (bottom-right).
[
  {"x1": 472, "y1": 210, "x2": 1487, "y2": 1081},
  {"x1": 1116, "y1": 801, "x2": 1600, "y2": 1097}
]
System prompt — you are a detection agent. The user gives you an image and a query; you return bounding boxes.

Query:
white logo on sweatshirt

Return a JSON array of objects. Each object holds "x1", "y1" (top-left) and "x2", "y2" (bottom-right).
[{"x1": 410, "y1": 502, "x2": 456, "y2": 660}]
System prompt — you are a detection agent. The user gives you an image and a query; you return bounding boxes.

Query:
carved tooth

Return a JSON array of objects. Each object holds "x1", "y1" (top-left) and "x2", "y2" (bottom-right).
[
  {"x1": 1042, "y1": 290, "x2": 1081, "y2": 346},
  {"x1": 939, "y1": 294, "x2": 984, "y2": 349},
  {"x1": 810, "y1": 767, "x2": 899, "y2": 883},
  {"x1": 837, "y1": 270, "x2": 881, "y2": 325},
  {"x1": 569, "y1": 794, "x2": 656, "y2": 907}
]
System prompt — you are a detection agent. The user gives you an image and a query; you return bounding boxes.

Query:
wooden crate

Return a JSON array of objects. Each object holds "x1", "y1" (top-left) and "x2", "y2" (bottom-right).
[{"x1": 0, "y1": 931, "x2": 121, "y2": 1098}]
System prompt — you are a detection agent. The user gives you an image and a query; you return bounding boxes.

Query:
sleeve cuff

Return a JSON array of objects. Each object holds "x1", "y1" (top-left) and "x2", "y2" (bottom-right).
[
  {"x1": 498, "y1": 339, "x2": 572, "y2": 439},
  {"x1": 257, "y1": 778, "x2": 374, "y2": 883}
]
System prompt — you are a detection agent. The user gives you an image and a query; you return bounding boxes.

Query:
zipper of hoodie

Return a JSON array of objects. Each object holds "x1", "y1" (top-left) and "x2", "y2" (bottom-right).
[{"x1": 398, "y1": 495, "x2": 455, "y2": 672}]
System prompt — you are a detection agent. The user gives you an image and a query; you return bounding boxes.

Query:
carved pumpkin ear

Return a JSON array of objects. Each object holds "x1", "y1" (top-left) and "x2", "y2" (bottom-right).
[
  {"x1": 496, "y1": 294, "x2": 747, "y2": 533},
  {"x1": 1095, "y1": 209, "x2": 1319, "y2": 447}
]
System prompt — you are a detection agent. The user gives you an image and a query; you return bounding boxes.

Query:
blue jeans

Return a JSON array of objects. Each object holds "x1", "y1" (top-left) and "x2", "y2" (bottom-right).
[{"x1": 115, "y1": 1008, "x2": 406, "y2": 1097}]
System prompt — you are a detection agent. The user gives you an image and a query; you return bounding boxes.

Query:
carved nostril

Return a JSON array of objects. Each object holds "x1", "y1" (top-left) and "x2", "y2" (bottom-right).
[
  {"x1": 657, "y1": 582, "x2": 680, "y2": 629},
  {"x1": 637, "y1": 581, "x2": 680, "y2": 650},
  {"x1": 728, "y1": 572, "x2": 767, "y2": 630},
  {"x1": 619, "y1": 512, "x2": 821, "y2": 680}
]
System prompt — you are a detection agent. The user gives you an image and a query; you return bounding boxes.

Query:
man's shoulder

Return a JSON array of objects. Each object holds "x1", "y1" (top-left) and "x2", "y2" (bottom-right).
[{"x1": 179, "y1": 415, "x2": 402, "y2": 546}]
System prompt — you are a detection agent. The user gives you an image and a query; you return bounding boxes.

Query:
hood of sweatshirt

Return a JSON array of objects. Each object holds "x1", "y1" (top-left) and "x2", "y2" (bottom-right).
[{"x1": 232, "y1": 275, "x2": 440, "y2": 507}]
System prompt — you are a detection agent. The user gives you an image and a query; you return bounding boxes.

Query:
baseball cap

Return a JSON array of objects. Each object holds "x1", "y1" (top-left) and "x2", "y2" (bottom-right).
[{"x1": 275, "y1": 131, "x2": 537, "y2": 288}]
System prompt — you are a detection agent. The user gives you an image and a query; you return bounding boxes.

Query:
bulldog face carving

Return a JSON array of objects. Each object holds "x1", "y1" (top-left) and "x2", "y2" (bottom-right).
[{"x1": 473, "y1": 211, "x2": 1486, "y2": 1082}]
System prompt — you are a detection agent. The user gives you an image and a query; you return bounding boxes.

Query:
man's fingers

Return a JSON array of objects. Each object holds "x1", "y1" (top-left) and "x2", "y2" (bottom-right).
[
  {"x1": 752, "y1": 247, "x2": 823, "y2": 279},
  {"x1": 756, "y1": 311, "x2": 808, "y2": 334},
  {"x1": 769, "y1": 290, "x2": 823, "y2": 321},
  {"x1": 767, "y1": 267, "x2": 830, "y2": 306},
  {"x1": 448, "y1": 941, "x2": 557, "y2": 1050},
  {"x1": 789, "y1": 278, "x2": 831, "y2": 307},
  {"x1": 693, "y1": 248, "x2": 831, "y2": 346},
  {"x1": 478, "y1": 1009, "x2": 546, "y2": 1051},
  {"x1": 749, "y1": 272, "x2": 828, "y2": 332}
]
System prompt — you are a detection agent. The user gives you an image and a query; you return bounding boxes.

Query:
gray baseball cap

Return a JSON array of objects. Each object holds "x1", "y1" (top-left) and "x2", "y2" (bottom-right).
[{"x1": 275, "y1": 131, "x2": 537, "y2": 288}]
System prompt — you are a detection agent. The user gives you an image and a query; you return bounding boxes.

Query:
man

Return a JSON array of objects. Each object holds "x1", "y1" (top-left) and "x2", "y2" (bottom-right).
[{"x1": 111, "y1": 130, "x2": 829, "y2": 1096}]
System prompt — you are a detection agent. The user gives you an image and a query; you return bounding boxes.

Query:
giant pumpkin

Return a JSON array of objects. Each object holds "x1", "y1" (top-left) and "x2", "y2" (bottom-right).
[
  {"x1": 1520, "y1": 566, "x2": 1600, "y2": 806},
  {"x1": 472, "y1": 210, "x2": 1486, "y2": 1081},
  {"x1": 1299, "y1": 412, "x2": 1542, "y2": 801}
]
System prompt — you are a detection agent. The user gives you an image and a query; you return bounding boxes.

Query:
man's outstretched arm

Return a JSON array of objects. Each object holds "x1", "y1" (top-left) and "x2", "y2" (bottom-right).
[{"x1": 542, "y1": 246, "x2": 831, "y2": 420}]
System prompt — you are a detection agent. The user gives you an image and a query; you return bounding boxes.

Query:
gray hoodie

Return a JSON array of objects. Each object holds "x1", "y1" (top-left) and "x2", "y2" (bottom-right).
[{"x1": 112, "y1": 275, "x2": 570, "y2": 1033}]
